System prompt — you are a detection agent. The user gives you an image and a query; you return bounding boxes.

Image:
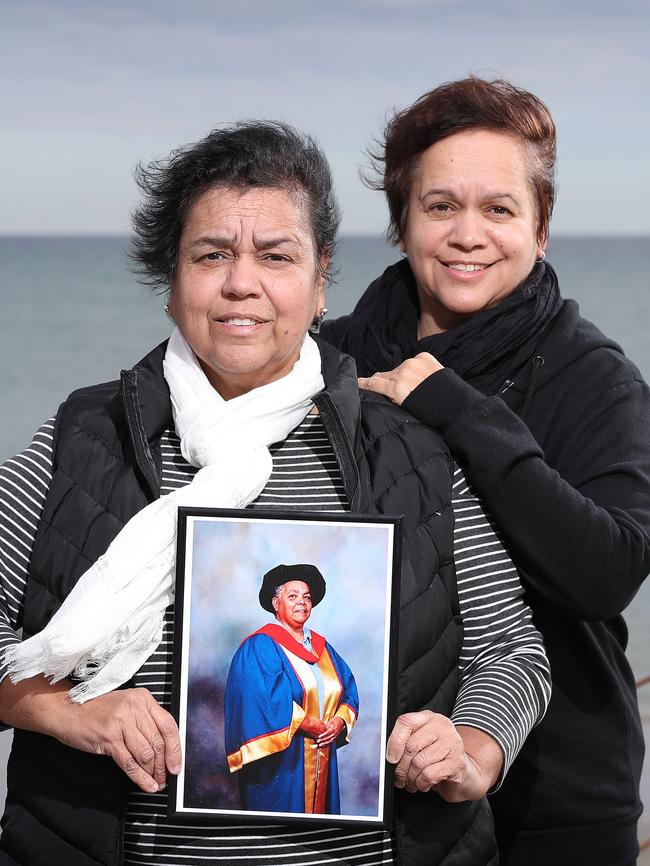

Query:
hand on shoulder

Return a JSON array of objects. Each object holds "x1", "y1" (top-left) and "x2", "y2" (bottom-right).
[{"x1": 358, "y1": 353, "x2": 444, "y2": 405}]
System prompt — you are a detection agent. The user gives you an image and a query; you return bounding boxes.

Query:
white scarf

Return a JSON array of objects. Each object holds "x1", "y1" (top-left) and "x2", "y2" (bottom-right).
[{"x1": 3, "y1": 327, "x2": 324, "y2": 702}]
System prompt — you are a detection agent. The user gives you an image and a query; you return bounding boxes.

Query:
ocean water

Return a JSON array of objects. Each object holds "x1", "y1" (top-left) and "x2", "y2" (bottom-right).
[{"x1": 1, "y1": 235, "x2": 649, "y2": 838}]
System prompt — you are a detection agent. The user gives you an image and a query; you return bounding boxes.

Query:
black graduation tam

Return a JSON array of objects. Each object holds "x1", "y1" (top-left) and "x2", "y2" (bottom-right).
[{"x1": 259, "y1": 563, "x2": 326, "y2": 612}]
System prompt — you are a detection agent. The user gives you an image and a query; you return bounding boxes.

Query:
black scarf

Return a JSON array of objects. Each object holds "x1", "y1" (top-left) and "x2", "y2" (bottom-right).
[{"x1": 345, "y1": 258, "x2": 563, "y2": 394}]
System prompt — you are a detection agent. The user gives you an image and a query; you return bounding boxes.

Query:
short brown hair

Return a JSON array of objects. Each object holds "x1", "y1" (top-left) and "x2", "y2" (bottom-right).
[{"x1": 369, "y1": 77, "x2": 557, "y2": 245}]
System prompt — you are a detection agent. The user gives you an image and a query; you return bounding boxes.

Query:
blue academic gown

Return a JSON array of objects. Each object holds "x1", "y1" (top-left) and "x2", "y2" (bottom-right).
[{"x1": 224, "y1": 623, "x2": 359, "y2": 814}]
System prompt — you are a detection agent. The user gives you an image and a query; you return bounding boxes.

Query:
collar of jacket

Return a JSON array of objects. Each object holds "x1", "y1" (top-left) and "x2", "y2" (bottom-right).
[{"x1": 119, "y1": 336, "x2": 362, "y2": 508}]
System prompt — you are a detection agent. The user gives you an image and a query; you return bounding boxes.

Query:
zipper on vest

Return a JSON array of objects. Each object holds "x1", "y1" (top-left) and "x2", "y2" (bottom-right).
[
  {"x1": 120, "y1": 369, "x2": 160, "y2": 501},
  {"x1": 312, "y1": 391, "x2": 360, "y2": 509}
]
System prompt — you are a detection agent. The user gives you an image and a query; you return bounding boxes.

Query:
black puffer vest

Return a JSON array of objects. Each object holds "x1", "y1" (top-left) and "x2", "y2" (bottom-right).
[{"x1": 0, "y1": 339, "x2": 496, "y2": 866}]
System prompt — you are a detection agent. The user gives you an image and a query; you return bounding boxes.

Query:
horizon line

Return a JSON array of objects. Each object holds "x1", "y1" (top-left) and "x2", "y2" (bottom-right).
[{"x1": 0, "y1": 232, "x2": 648, "y2": 241}]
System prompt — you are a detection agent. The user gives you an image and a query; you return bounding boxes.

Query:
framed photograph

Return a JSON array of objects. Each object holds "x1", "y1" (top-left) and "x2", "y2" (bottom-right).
[{"x1": 168, "y1": 507, "x2": 401, "y2": 827}]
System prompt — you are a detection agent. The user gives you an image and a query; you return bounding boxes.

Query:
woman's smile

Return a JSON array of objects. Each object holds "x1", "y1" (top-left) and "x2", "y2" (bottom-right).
[
  {"x1": 438, "y1": 260, "x2": 496, "y2": 282},
  {"x1": 212, "y1": 313, "x2": 271, "y2": 334}
]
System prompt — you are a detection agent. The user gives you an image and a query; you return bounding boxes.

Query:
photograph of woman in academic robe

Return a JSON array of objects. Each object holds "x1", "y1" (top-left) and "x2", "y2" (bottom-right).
[
  {"x1": 170, "y1": 511, "x2": 397, "y2": 826},
  {"x1": 224, "y1": 564, "x2": 359, "y2": 815}
]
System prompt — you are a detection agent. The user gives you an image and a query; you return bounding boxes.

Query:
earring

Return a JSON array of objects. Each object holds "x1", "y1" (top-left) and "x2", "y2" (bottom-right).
[
  {"x1": 164, "y1": 302, "x2": 173, "y2": 321},
  {"x1": 309, "y1": 307, "x2": 328, "y2": 334},
  {"x1": 536, "y1": 250, "x2": 546, "y2": 263}
]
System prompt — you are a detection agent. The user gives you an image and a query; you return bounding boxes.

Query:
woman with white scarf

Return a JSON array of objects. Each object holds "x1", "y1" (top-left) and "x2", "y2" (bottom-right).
[{"x1": 0, "y1": 122, "x2": 549, "y2": 866}]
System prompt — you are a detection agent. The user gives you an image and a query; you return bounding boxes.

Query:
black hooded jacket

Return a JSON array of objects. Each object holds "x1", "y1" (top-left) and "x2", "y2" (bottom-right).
[{"x1": 321, "y1": 259, "x2": 650, "y2": 866}]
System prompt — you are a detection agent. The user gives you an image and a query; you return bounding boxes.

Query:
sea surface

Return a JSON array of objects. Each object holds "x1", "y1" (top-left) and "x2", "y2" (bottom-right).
[{"x1": 1, "y1": 235, "x2": 649, "y2": 840}]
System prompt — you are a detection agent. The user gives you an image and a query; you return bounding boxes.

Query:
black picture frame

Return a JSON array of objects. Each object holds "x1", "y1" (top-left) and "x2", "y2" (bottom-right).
[{"x1": 168, "y1": 507, "x2": 401, "y2": 828}]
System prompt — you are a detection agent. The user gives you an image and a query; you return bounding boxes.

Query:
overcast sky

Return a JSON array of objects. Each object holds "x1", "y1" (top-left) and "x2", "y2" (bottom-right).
[{"x1": 2, "y1": 0, "x2": 648, "y2": 236}]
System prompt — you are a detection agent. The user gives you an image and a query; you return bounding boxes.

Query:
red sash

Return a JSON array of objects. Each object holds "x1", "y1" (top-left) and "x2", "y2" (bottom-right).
[{"x1": 250, "y1": 623, "x2": 326, "y2": 663}]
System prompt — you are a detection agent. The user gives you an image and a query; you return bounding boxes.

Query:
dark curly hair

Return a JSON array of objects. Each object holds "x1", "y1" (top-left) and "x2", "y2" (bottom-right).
[
  {"x1": 130, "y1": 121, "x2": 341, "y2": 292},
  {"x1": 368, "y1": 77, "x2": 557, "y2": 246}
]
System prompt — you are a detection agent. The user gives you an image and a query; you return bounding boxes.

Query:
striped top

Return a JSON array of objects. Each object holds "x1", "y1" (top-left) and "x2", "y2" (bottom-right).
[{"x1": 0, "y1": 415, "x2": 550, "y2": 865}]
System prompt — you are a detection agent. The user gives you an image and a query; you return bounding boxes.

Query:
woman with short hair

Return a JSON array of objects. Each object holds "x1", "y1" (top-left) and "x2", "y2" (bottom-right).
[
  {"x1": 224, "y1": 564, "x2": 359, "y2": 815},
  {"x1": 322, "y1": 77, "x2": 650, "y2": 866}
]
